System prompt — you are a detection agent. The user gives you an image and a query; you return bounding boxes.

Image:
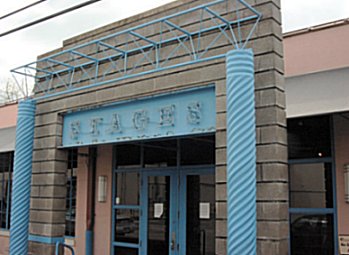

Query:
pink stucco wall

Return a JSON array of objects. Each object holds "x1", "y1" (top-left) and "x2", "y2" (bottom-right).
[
  {"x1": 75, "y1": 147, "x2": 89, "y2": 255},
  {"x1": 94, "y1": 145, "x2": 112, "y2": 255},
  {"x1": 284, "y1": 21, "x2": 349, "y2": 77},
  {"x1": 0, "y1": 233, "x2": 9, "y2": 255},
  {"x1": 0, "y1": 103, "x2": 18, "y2": 129},
  {"x1": 333, "y1": 115, "x2": 349, "y2": 235},
  {"x1": 74, "y1": 145, "x2": 113, "y2": 255}
]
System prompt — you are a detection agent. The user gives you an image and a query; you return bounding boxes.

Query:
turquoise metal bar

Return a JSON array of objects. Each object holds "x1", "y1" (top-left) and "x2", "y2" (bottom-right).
[
  {"x1": 9, "y1": 99, "x2": 36, "y2": 255},
  {"x1": 11, "y1": 0, "x2": 261, "y2": 97},
  {"x1": 226, "y1": 49, "x2": 256, "y2": 255},
  {"x1": 85, "y1": 230, "x2": 93, "y2": 255}
]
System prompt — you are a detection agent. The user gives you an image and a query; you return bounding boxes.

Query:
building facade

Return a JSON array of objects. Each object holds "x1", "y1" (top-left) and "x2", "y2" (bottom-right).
[
  {"x1": 4, "y1": 0, "x2": 287, "y2": 254},
  {"x1": 25, "y1": 0, "x2": 286, "y2": 254}
]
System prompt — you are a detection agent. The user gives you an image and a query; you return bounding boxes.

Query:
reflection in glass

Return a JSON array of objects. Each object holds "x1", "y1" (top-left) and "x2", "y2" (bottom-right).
[
  {"x1": 148, "y1": 176, "x2": 170, "y2": 255},
  {"x1": 115, "y1": 209, "x2": 139, "y2": 244},
  {"x1": 116, "y1": 172, "x2": 140, "y2": 205},
  {"x1": 114, "y1": 247, "x2": 138, "y2": 255},
  {"x1": 289, "y1": 163, "x2": 333, "y2": 208},
  {"x1": 291, "y1": 214, "x2": 334, "y2": 255},
  {"x1": 186, "y1": 174, "x2": 215, "y2": 255}
]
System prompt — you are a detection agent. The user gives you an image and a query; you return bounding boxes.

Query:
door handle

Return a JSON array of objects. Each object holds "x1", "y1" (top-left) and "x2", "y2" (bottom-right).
[{"x1": 170, "y1": 231, "x2": 176, "y2": 251}]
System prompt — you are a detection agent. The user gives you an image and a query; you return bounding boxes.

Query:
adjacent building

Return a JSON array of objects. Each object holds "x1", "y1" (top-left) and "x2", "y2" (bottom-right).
[{"x1": 284, "y1": 18, "x2": 349, "y2": 255}]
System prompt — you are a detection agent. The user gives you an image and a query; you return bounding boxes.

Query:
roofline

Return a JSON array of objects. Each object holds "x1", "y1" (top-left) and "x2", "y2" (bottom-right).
[
  {"x1": 0, "y1": 100, "x2": 19, "y2": 108},
  {"x1": 283, "y1": 17, "x2": 349, "y2": 38}
]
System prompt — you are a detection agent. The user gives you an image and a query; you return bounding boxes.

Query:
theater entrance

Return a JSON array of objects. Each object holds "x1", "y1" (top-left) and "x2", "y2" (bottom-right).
[{"x1": 112, "y1": 135, "x2": 215, "y2": 255}]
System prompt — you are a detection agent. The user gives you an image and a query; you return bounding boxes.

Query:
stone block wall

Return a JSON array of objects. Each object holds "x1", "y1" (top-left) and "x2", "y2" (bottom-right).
[{"x1": 29, "y1": 0, "x2": 288, "y2": 254}]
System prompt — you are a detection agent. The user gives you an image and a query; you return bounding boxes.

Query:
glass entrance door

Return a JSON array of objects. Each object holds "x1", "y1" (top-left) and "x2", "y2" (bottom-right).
[
  {"x1": 179, "y1": 170, "x2": 216, "y2": 255},
  {"x1": 141, "y1": 171, "x2": 178, "y2": 255},
  {"x1": 141, "y1": 168, "x2": 215, "y2": 255},
  {"x1": 112, "y1": 136, "x2": 216, "y2": 255}
]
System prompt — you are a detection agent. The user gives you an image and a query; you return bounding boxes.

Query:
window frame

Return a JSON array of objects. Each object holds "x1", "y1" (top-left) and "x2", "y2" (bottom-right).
[{"x1": 288, "y1": 115, "x2": 338, "y2": 255}]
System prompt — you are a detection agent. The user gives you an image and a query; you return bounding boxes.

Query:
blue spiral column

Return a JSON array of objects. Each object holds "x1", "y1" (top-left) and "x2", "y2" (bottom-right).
[
  {"x1": 10, "y1": 99, "x2": 36, "y2": 255},
  {"x1": 226, "y1": 49, "x2": 256, "y2": 255}
]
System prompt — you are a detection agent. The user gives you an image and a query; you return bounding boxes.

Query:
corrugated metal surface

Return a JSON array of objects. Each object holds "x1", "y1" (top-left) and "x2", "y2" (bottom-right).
[{"x1": 0, "y1": 126, "x2": 16, "y2": 152}]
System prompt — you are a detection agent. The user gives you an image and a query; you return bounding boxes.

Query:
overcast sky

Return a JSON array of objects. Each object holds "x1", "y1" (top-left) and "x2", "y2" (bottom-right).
[{"x1": 0, "y1": 0, "x2": 348, "y2": 90}]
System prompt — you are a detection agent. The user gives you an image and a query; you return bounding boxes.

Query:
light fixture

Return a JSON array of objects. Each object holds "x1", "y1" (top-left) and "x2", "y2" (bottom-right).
[
  {"x1": 344, "y1": 164, "x2": 349, "y2": 203},
  {"x1": 98, "y1": 176, "x2": 107, "y2": 203}
]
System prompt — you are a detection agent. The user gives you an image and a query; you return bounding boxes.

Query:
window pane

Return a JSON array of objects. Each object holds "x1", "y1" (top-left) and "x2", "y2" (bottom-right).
[
  {"x1": 0, "y1": 152, "x2": 13, "y2": 230},
  {"x1": 147, "y1": 175, "x2": 170, "y2": 255},
  {"x1": 288, "y1": 116, "x2": 331, "y2": 159},
  {"x1": 114, "y1": 246, "x2": 138, "y2": 255},
  {"x1": 115, "y1": 172, "x2": 140, "y2": 205},
  {"x1": 291, "y1": 214, "x2": 334, "y2": 255},
  {"x1": 180, "y1": 135, "x2": 215, "y2": 165},
  {"x1": 115, "y1": 144, "x2": 141, "y2": 168},
  {"x1": 65, "y1": 149, "x2": 77, "y2": 236},
  {"x1": 289, "y1": 163, "x2": 333, "y2": 208},
  {"x1": 144, "y1": 140, "x2": 177, "y2": 167},
  {"x1": 186, "y1": 174, "x2": 215, "y2": 255},
  {"x1": 115, "y1": 209, "x2": 139, "y2": 244},
  {"x1": 67, "y1": 148, "x2": 78, "y2": 169}
]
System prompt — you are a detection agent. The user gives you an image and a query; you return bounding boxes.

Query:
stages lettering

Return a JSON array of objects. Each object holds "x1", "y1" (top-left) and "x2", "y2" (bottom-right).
[{"x1": 61, "y1": 87, "x2": 216, "y2": 147}]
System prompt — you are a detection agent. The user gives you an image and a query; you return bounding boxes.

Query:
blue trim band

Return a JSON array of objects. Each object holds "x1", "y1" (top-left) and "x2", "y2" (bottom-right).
[{"x1": 28, "y1": 234, "x2": 64, "y2": 244}]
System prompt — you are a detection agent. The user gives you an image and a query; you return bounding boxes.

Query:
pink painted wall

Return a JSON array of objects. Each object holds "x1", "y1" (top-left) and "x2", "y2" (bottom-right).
[
  {"x1": 94, "y1": 145, "x2": 113, "y2": 255},
  {"x1": 284, "y1": 21, "x2": 349, "y2": 77},
  {"x1": 74, "y1": 145, "x2": 113, "y2": 255},
  {"x1": 0, "y1": 103, "x2": 18, "y2": 129},
  {"x1": 0, "y1": 234, "x2": 9, "y2": 255},
  {"x1": 333, "y1": 115, "x2": 349, "y2": 235},
  {"x1": 75, "y1": 147, "x2": 89, "y2": 255}
]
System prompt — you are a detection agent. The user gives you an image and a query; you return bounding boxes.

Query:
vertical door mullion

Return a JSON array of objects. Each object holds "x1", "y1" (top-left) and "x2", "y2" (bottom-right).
[
  {"x1": 168, "y1": 171, "x2": 176, "y2": 255},
  {"x1": 178, "y1": 171, "x2": 187, "y2": 255},
  {"x1": 140, "y1": 172, "x2": 148, "y2": 255}
]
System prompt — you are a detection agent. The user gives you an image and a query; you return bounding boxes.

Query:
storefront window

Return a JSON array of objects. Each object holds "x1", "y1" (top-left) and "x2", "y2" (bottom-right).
[
  {"x1": 288, "y1": 115, "x2": 336, "y2": 255},
  {"x1": 65, "y1": 148, "x2": 77, "y2": 237},
  {"x1": 0, "y1": 151, "x2": 13, "y2": 230}
]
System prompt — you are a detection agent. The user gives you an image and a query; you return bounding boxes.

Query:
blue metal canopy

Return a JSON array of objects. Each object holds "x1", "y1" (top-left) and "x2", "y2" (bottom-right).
[{"x1": 11, "y1": 0, "x2": 261, "y2": 99}]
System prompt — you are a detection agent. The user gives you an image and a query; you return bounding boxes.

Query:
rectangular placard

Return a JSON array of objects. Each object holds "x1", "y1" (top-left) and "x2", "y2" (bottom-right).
[
  {"x1": 62, "y1": 86, "x2": 215, "y2": 147},
  {"x1": 340, "y1": 235, "x2": 349, "y2": 255}
]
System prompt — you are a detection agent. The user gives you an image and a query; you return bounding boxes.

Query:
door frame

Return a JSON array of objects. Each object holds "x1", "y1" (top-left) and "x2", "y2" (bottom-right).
[{"x1": 111, "y1": 165, "x2": 215, "y2": 255}]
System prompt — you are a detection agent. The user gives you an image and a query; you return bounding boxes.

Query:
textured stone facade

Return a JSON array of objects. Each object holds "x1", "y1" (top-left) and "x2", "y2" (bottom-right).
[{"x1": 29, "y1": 0, "x2": 287, "y2": 254}]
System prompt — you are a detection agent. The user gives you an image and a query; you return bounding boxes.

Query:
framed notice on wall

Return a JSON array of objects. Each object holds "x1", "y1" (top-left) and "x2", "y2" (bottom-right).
[{"x1": 339, "y1": 235, "x2": 349, "y2": 255}]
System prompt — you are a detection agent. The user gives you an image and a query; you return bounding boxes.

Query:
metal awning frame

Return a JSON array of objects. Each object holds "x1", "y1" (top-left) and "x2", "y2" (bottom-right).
[{"x1": 11, "y1": 0, "x2": 261, "y2": 99}]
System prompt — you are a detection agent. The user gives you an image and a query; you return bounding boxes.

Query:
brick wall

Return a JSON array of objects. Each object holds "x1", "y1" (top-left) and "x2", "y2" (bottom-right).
[{"x1": 29, "y1": 0, "x2": 287, "y2": 254}]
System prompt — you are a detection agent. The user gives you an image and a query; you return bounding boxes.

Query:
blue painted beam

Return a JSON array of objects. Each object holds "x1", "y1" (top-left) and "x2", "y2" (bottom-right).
[
  {"x1": 226, "y1": 49, "x2": 256, "y2": 255},
  {"x1": 9, "y1": 99, "x2": 36, "y2": 255}
]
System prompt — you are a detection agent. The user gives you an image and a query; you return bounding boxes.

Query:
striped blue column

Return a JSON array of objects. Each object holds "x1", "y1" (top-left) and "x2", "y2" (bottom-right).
[
  {"x1": 10, "y1": 99, "x2": 36, "y2": 255},
  {"x1": 226, "y1": 49, "x2": 256, "y2": 255}
]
